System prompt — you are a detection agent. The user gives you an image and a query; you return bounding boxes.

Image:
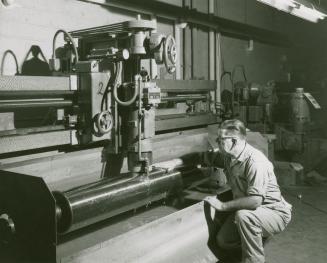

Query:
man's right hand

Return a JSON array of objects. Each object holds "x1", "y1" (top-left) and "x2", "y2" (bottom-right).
[
  {"x1": 153, "y1": 158, "x2": 184, "y2": 172},
  {"x1": 204, "y1": 196, "x2": 225, "y2": 211}
]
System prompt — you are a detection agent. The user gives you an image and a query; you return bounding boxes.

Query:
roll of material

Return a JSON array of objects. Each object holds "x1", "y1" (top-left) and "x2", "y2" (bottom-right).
[{"x1": 54, "y1": 169, "x2": 184, "y2": 234}]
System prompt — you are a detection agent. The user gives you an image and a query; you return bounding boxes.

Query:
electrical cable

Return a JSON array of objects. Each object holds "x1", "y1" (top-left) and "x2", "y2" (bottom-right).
[
  {"x1": 101, "y1": 66, "x2": 115, "y2": 112},
  {"x1": 0, "y1": 50, "x2": 19, "y2": 75},
  {"x1": 112, "y1": 61, "x2": 138, "y2": 106},
  {"x1": 52, "y1": 29, "x2": 79, "y2": 64}
]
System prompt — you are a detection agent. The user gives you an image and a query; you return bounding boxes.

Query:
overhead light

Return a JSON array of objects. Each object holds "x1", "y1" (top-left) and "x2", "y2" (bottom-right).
[
  {"x1": 257, "y1": 0, "x2": 296, "y2": 12},
  {"x1": 257, "y1": 0, "x2": 327, "y2": 23},
  {"x1": 1, "y1": 0, "x2": 15, "y2": 6},
  {"x1": 291, "y1": 3, "x2": 327, "y2": 22}
]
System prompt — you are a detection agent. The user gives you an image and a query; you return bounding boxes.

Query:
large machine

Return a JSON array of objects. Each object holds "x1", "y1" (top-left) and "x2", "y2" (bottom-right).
[{"x1": 0, "y1": 17, "x2": 220, "y2": 262}]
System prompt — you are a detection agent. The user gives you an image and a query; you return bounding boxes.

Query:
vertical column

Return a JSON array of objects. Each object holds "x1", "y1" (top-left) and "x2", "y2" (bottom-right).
[
  {"x1": 150, "y1": 15, "x2": 158, "y2": 79},
  {"x1": 208, "y1": 0, "x2": 215, "y2": 113},
  {"x1": 208, "y1": 0, "x2": 215, "y2": 81},
  {"x1": 191, "y1": 0, "x2": 197, "y2": 79},
  {"x1": 183, "y1": 0, "x2": 192, "y2": 80},
  {"x1": 216, "y1": 32, "x2": 222, "y2": 104},
  {"x1": 174, "y1": 21, "x2": 181, "y2": 80}
]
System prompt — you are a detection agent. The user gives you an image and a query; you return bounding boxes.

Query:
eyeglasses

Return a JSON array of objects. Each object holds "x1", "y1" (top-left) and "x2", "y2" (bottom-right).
[{"x1": 216, "y1": 136, "x2": 236, "y2": 144}]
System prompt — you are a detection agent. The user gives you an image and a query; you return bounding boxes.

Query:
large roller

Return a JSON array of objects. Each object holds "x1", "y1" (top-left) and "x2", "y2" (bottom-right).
[
  {"x1": 54, "y1": 169, "x2": 187, "y2": 234},
  {"x1": 0, "y1": 161, "x2": 201, "y2": 262}
]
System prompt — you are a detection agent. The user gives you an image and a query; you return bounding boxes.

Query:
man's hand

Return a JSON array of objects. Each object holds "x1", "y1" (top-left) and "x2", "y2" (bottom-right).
[
  {"x1": 204, "y1": 196, "x2": 225, "y2": 211},
  {"x1": 205, "y1": 195, "x2": 263, "y2": 212},
  {"x1": 153, "y1": 159, "x2": 184, "y2": 172}
]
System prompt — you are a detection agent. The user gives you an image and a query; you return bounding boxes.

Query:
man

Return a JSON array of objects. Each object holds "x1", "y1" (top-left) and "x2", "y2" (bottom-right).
[{"x1": 204, "y1": 119, "x2": 292, "y2": 263}]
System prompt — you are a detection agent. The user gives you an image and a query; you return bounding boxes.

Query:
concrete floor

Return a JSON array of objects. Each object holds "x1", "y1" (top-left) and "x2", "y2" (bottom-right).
[
  {"x1": 60, "y1": 184, "x2": 327, "y2": 263},
  {"x1": 265, "y1": 185, "x2": 327, "y2": 263},
  {"x1": 3, "y1": 182, "x2": 326, "y2": 262}
]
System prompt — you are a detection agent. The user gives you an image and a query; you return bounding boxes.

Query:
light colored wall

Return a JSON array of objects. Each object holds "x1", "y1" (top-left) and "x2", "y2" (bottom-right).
[
  {"x1": 210, "y1": 0, "x2": 280, "y2": 90},
  {"x1": 0, "y1": 0, "x2": 136, "y2": 74},
  {"x1": 0, "y1": 0, "x2": 323, "y2": 87}
]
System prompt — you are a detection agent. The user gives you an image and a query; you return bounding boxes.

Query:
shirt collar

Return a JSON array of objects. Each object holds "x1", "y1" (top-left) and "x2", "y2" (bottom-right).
[{"x1": 230, "y1": 142, "x2": 248, "y2": 165}]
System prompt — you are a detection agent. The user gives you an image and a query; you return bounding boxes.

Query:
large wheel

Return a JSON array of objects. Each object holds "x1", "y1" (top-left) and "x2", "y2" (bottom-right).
[{"x1": 95, "y1": 111, "x2": 113, "y2": 135}]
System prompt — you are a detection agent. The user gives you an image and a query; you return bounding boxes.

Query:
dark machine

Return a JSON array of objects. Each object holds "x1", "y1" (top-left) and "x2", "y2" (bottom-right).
[
  {"x1": 0, "y1": 17, "x2": 219, "y2": 262},
  {"x1": 221, "y1": 67, "x2": 278, "y2": 133}
]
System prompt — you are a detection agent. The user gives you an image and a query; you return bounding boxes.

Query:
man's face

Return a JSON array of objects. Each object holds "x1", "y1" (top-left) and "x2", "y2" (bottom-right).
[{"x1": 216, "y1": 129, "x2": 236, "y2": 155}]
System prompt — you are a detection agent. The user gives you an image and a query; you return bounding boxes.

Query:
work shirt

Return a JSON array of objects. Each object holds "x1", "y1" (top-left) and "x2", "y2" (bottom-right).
[{"x1": 211, "y1": 143, "x2": 292, "y2": 215}]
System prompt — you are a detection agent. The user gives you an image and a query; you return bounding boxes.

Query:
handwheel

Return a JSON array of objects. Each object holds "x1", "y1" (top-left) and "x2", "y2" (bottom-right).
[
  {"x1": 95, "y1": 111, "x2": 113, "y2": 135},
  {"x1": 163, "y1": 34, "x2": 177, "y2": 74}
]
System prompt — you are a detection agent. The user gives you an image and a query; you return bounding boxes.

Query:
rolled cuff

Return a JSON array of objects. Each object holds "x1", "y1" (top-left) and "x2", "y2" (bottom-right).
[{"x1": 247, "y1": 186, "x2": 265, "y2": 197}]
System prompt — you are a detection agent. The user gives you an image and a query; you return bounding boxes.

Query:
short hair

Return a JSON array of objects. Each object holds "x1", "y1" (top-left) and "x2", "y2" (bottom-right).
[{"x1": 219, "y1": 119, "x2": 246, "y2": 139}]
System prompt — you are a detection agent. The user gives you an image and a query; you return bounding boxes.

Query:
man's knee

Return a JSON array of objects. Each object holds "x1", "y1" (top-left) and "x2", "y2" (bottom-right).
[
  {"x1": 235, "y1": 209, "x2": 263, "y2": 238},
  {"x1": 216, "y1": 232, "x2": 228, "y2": 249},
  {"x1": 234, "y1": 209, "x2": 251, "y2": 224},
  {"x1": 234, "y1": 209, "x2": 260, "y2": 231}
]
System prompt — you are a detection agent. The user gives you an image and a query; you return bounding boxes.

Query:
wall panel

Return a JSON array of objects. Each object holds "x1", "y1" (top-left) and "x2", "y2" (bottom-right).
[
  {"x1": 0, "y1": 0, "x2": 136, "y2": 74},
  {"x1": 245, "y1": 0, "x2": 274, "y2": 30},
  {"x1": 221, "y1": 36, "x2": 288, "y2": 90},
  {"x1": 216, "y1": 0, "x2": 246, "y2": 24},
  {"x1": 0, "y1": 0, "x2": 324, "y2": 92}
]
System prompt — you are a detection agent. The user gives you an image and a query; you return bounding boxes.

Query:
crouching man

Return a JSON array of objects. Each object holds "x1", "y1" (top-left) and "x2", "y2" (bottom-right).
[{"x1": 204, "y1": 119, "x2": 292, "y2": 263}]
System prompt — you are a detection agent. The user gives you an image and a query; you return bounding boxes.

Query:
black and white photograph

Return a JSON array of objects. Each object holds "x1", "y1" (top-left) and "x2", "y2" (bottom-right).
[{"x1": 0, "y1": 0, "x2": 326, "y2": 262}]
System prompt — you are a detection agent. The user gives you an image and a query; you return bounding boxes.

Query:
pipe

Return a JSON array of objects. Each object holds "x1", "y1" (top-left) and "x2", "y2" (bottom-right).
[
  {"x1": 215, "y1": 32, "x2": 222, "y2": 108},
  {"x1": 191, "y1": 20, "x2": 196, "y2": 79},
  {"x1": 161, "y1": 94, "x2": 207, "y2": 102},
  {"x1": 0, "y1": 90, "x2": 75, "y2": 98},
  {"x1": 0, "y1": 99, "x2": 73, "y2": 109},
  {"x1": 53, "y1": 169, "x2": 184, "y2": 234},
  {"x1": 208, "y1": 0, "x2": 216, "y2": 114},
  {"x1": 208, "y1": 0, "x2": 215, "y2": 81},
  {"x1": 137, "y1": 74, "x2": 144, "y2": 163}
]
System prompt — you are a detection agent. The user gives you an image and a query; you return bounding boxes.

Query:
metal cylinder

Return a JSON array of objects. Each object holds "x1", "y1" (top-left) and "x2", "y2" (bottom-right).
[
  {"x1": 130, "y1": 31, "x2": 146, "y2": 55},
  {"x1": 54, "y1": 169, "x2": 183, "y2": 234},
  {"x1": 0, "y1": 98, "x2": 73, "y2": 109},
  {"x1": 87, "y1": 48, "x2": 130, "y2": 61},
  {"x1": 0, "y1": 90, "x2": 75, "y2": 98},
  {"x1": 290, "y1": 87, "x2": 310, "y2": 134},
  {"x1": 161, "y1": 94, "x2": 207, "y2": 102}
]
